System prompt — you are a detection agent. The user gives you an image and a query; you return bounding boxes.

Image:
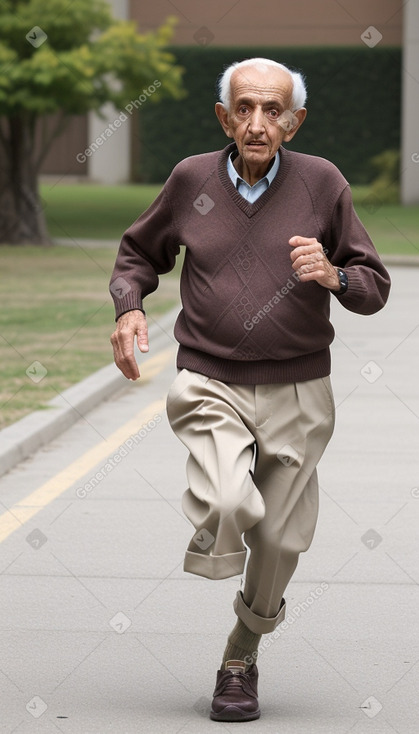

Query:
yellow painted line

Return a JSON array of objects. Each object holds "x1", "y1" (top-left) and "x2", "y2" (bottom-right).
[
  {"x1": 0, "y1": 347, "x2": 176, "y2": 544},
  {"x1": 138, "y1": 346, "x2": 176, "y2": 382}
]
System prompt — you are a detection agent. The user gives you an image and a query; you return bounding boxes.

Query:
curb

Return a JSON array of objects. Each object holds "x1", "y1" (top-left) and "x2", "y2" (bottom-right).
[
  {"x1": 0, "y1": 307, "x2": 179, "y2": 479},
  {"x1": 55, "y1": 238, "x2": 117, "y2": 249},
  {"x1": 380, "y1": 254, "x2": 419, "y2": 267}
]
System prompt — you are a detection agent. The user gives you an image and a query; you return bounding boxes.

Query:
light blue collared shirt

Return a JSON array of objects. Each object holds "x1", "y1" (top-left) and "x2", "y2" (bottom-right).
[{"x1": 227, "y1": 151, "x2": 280, "y2": 203}]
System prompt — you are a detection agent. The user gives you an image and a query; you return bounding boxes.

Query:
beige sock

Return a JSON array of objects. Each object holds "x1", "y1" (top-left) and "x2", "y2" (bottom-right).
[{"x1": 221, "y1": 617, "x2": 261, "y2": 670}]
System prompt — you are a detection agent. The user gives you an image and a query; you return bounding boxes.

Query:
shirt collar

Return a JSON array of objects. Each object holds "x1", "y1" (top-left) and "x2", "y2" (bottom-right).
[{"x1": 227, "y1": 150, "x2": 280, "y2": 190}]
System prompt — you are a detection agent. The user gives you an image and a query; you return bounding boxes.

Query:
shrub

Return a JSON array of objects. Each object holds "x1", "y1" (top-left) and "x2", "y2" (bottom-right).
[
  {"x1": 369, "y1": 149, "x2": 400, "y2": 203},
  {"x1": 136, "y1": 46, "x2": 401, "y2": 185}
]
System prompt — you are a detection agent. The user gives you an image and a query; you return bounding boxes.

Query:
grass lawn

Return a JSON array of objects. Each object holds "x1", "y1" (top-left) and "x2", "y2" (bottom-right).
[
  {"x1": 41, "y1": 182, "x2": 419, "y2": 256},
  {"x1": 1, "y1": 180, "x2": 418, "y2": 431},
  {"x1": 0, "y1": 245, "x2": 181, "y2": 430},
  {"x1": 351, "y1": 186, "x2": 419, "y2": 256},
  {"x1": 42, "y1": 183, "x2": 163, "y2": 241}
]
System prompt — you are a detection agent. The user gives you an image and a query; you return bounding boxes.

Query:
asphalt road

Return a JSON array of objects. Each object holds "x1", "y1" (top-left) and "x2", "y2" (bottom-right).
[{"x1": 0, "y1": 266, "x2": 418, "y2": 734}]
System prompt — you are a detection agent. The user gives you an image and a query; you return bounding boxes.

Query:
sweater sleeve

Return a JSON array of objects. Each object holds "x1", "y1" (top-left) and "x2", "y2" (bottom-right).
[
  {"x1": 109, "y1": 186, "x2": 180, "y2": 320},
  {"x1": 326, "y1": 184, "x2": 391, "y2": 315}
]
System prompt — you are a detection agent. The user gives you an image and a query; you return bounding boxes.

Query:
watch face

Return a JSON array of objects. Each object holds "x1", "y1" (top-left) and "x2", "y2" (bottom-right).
[{"x1": 337, "y1": 269, "x2": 348, "y2": 292}]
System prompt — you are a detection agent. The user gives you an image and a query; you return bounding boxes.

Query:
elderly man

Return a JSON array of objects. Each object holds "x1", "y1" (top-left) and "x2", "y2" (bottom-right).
[{"x1": 110, "y1": 58, "x2": 390, "y2": 722}]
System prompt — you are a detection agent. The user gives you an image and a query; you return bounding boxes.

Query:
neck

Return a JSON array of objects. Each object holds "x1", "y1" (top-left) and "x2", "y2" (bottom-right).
[{"x1": 234, "y1": 155, "x2": 274, "y2": 187}]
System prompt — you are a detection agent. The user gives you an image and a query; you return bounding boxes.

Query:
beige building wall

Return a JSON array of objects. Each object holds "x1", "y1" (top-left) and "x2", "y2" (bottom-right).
[
  {"x1": 40, "y1": 0, "x2": 403, "y2": 180},
  {"x1": 401, "y1": 0, "x2": 419, "y2": 204},
  {"x1": 131, "y1": 0, "x2": 402, "y2": 46}
]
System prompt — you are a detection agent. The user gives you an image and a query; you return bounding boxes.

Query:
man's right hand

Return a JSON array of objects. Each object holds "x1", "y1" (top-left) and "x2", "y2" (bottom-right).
[{"x1": 110, "y1": 309, "x2": 149, "y2": 380}]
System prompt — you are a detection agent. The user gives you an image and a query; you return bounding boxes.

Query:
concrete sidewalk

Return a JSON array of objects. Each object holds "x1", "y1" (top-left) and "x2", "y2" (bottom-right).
[{"x1": 0, "y1": 266, "x2": 418, "y2": 733}]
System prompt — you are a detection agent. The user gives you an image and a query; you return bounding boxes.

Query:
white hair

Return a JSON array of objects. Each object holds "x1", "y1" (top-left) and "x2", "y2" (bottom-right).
[{"x1": 217, "y1": 57, "x2": 307, "y2": 112}]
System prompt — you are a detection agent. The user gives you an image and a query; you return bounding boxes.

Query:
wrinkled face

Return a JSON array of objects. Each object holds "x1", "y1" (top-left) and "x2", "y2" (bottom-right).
[{"x1": 216, "y1": 65, "x2": 305, "y2": 175}]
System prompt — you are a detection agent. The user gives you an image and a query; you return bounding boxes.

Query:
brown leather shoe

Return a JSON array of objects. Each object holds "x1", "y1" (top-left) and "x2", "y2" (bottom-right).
[{"x1": 210, "y1": 660, "x2": 260, "y2": 722}]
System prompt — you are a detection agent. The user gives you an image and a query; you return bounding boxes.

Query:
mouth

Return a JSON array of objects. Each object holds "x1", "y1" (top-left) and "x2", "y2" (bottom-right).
[{"x1": 246, "y1": 141, "x2": 267, "y2": 152}]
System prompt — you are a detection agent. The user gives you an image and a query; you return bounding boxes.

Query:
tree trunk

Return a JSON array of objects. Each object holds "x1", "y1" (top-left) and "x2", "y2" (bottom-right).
[{"x1": 0, "y1": 114, "x2": 52, "y2": 245}]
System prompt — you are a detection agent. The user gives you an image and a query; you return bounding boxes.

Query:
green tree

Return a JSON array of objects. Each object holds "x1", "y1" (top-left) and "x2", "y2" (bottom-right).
[{"x1": 0, "y1": 0, "x2": 184, "y2": 244}]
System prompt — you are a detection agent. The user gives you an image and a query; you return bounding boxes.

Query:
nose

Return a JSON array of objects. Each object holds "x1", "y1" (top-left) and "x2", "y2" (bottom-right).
[{"x1": 248, "y1": 106, "x2": 265, "y2": 134}]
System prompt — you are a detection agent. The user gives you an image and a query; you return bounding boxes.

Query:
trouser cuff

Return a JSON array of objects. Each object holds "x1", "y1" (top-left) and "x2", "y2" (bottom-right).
[
  {"x1": 184, "y1": 549, "x2": 247, "y2": 579},
  {"x1": 233, "y1": 591, "x2": 286, "y2": 634}
]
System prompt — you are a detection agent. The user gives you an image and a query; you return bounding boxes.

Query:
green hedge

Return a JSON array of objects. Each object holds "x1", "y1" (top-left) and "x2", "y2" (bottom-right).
[{"x1": 136, "y1": 46, "x2": 401, "y2": 185}]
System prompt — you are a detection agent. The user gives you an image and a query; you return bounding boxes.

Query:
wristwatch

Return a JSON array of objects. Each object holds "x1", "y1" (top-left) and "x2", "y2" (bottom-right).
[{"x1": 334, "y1": 267, "x2": 348, "y2": 295}]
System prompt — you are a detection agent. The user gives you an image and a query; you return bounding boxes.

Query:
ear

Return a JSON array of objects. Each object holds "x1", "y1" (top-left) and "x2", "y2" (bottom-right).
[
  {"x1": 215, "y1": 102, "x2": 234, "y2": 139},
  {"x1": 282, "y1": 108, "x2": 307, "y2": 142}
]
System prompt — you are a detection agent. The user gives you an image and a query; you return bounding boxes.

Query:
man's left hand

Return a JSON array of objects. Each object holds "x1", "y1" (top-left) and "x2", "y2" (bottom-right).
[{"x1": 289, "y1": 236, "x2": 340, "y2": 290}]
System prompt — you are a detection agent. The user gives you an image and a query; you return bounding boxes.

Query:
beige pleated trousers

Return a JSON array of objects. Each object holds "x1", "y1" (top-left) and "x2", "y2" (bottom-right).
[{"x1": 166, "y1": 368, "x2": 335, "y2": 634}]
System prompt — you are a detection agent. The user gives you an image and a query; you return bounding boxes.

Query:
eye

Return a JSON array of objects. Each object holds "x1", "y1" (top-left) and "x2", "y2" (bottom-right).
[
  {"x1": 267, "y1": 109, "x2": 279, "y2": 118},
  {"x1": 238, "y1": 105, "x2": 249, "y2": 115}
]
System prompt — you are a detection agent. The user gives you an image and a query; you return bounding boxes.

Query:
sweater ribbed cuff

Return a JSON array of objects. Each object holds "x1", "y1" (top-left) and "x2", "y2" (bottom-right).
[
  {"x1": 111, "y1": 289, "x2": 143, "y2": 321},
  {"x1": 333, "y1": 268, "x2": 384, "y2": 315}
]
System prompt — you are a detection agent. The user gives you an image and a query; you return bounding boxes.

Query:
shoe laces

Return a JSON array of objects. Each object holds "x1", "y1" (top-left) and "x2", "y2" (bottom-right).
[{"x1": 221, "y1": 669, "x2": 247, "y2": 693}]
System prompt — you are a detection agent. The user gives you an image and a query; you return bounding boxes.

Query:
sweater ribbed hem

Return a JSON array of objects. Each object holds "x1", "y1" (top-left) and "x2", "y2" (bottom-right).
[{"x1": 177, "y1": 346, "x2": 331, "y2": 385}]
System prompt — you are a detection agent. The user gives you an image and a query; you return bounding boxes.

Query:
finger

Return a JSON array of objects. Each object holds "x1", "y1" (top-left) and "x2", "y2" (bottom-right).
[
  {"x1": 121, "y1": 356, "x2": 141, "y2": 381},
  {"x1": 289, "y1": 236, "x2": 318, "y2": 248},
  {"x1": 290, "y1": 243, "x2": 323, "y2": 256},
  {"x1": 290, "y1": 246, "x2": 323, "y2": 264},
  {"x1": 136, "y1": 323, "x2": 149, "y2": 353},
  {"x1": 297, "y1": 263, "x2": 325, "y2": 276},
  {"x1": 297, "y1": 269, "x2": 325, "y2": 283},
  {"x1": 294, "y1": 251, "x2": 325, "y2": 268},
  {"x1": 111, "y1": 334, "x2": 140, "y2": 380},
  {"x1": 117, "y1": 347, "x2": 140, "y2": 380},
  {"x1": 291, "y1": 257, "x2": 322, "y2": 275},
  {"x1": 110, "y1": 332, "x2": 122, "y2": 366}
]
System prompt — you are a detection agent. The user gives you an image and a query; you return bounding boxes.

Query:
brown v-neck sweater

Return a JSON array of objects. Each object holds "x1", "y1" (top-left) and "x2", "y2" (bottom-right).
[{"x1": 110, "y1": 143, "x2": 390, "y2": 384}]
